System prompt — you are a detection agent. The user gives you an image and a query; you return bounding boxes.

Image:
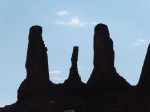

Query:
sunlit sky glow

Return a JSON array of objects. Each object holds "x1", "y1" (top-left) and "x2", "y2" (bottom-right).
[{"x1": 1, "y1": 0, "x2": 150, "y2": 107}]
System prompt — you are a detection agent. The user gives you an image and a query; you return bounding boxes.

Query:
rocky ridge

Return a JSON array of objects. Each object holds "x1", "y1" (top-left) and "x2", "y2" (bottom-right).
[{"x1": 0, "y1": 24, "x2": 150, "y2": 112}]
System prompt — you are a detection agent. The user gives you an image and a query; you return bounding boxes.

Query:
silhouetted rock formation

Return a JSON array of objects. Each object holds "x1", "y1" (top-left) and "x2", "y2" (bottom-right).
[
  {"x1": 17, "y1": 26, "x2": 50, "y2": 101},
  {"x1": 138, "y1": 44, "x2": 150, "y2": 94},
  {"x1": 93, "y1": 24, "x2": 114, "y2": 70},
  {"x1": 3, "y1": 24, "x2": 147, "y2": 112},
  {"x1": 87, "y1": 24, "x2": 130, "y2": 91},
  {"x1": 64, "y1": 46, "x2": 84, "y2": 90}
]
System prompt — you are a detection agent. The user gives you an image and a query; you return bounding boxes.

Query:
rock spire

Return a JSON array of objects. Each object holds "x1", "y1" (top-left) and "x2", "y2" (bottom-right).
[
  {"x1": 87, "y1": 23, "x2": 130, "y2": 91},
  {"x1": 64, "y1": 46, "x2": 84, "y2": 90},
  {"x1": 17, "y1": 26, "x2": 50, "y2": 101}
]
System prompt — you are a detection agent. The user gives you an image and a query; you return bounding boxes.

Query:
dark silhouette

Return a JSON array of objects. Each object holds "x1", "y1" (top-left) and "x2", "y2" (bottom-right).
[
  {"x1": 63, "y1": 46, "x2": 84, "y2": 90},
  {"x1": 93, "y1": 24, "x2": 114, "y2": 69},
  {"x1": 138, "y1": 44, "x2": 150, "y2": 94},
  {"x1": 1, "y1": 23, "x2": 150, "y2": 112},
  {"x1": 87, "y1": 24, "x2": 130, "y2": 91},
  {"x1": 17, "y1": 26, "x2": 50, "y2": 101}
]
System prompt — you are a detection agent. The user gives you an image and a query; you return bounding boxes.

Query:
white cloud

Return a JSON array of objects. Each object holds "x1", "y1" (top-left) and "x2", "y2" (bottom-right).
[
  {"x1": 50, "y1": 70, "x2": 64, "y2": 82},
  {"x1": 55, "y1": 11, "x2": 96, "y2": 27},
  {"x1": 56, "y1": 10, "x2": 69, "y2": 16},
  {"x1": 67, "y1": 17, "x2": 86, "y2": 26},
  {"x1": 50, "y1": 70, "x2": 61, "y2": 75},
  {"x1": 131, "y1": 39, "x2": 146, "y2": 46},
  {"x1": 55, "y1": 17, "x2": 87, "y2": 26}
]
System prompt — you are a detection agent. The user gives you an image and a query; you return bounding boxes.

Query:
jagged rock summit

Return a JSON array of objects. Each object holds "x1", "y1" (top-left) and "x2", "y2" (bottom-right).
[
  {"x1": 4, "y1": 23, "x2": 150, "y2": 112},
  {"x1": 87, "y1": 23, "x2": 130, "y2": 91},
  {"x1": 17, "y1": 24, "x2": 130, "y2": 102},
  {"x1": 17, "y1": 26, "x2": 50, "y2": 101}
]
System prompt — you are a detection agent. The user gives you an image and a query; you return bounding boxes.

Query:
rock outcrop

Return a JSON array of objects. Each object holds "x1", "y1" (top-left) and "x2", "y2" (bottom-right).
[
  {"x1": 17, "y1": 26, "x2": 50, "y2": 101},
  {"x1": 64, "y1": 46, "x2": 84, "y2": 90},
  {"x1": 87, "y1": 24, "x2": 130, "y2": 91},
  {"x1": 137, "y1": 44, "x2": 150, "y2": 94},
  {"x1": 3, "y1": 24, "x2": 150, "y2": 112}
]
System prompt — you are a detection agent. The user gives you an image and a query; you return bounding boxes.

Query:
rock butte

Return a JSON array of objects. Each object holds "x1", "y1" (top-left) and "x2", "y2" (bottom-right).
[{"x1": 1, "y1": 23, "x2": 150, "y2": 112}]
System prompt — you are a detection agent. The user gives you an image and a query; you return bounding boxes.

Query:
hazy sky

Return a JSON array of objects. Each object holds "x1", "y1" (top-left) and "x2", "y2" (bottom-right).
[{"x1": 1, "y1": 0, "x2": 150, "y2": 107}]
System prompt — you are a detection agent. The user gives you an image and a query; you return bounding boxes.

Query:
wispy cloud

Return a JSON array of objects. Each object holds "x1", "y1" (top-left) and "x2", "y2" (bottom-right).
[
  {"x1": 67, "y1": 17, "x2": 87, "y2": 26},
  {"x1": 50, "y1": 70, "x2": 65, "y2": 81},
  {"x1": 131, "y1": 39, "x2": 146, "y2": 46},
  {"x1": 55, "y1": 17, "x2": 87, "y2": 26},
  {"x1": 56, "y1": 10, "x2": 69, "y2": 16},
  {"x1": 55, "y1": 10, "x2": 97, "y2": 27},
  {"x1": 50, "y1": 70, "x2": 61, "y2": 75}
]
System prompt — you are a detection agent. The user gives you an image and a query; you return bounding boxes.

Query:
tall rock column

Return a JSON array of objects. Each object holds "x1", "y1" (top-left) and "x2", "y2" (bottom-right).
[
  {"x1": 69, "y1": 46, "x2": 79, "y2": 78},
  {"x1": 26, "y1": 26, "x2": 49, "y2": 81},
  {"x1": 87, "y1": 23, "x2": 129, "y2": 91},
  {"x1": 93, "y1": 24, "x2": 115, "y2": 71},
  {"x1": 64, "y1": 46, "x2": 84, "y2": 90},
  {"x1": 137, "y1": 44, "x2": 150, "y2": 94},
  {"x1": 17, "y1": 26, "x2": 50, "y2": 101}
]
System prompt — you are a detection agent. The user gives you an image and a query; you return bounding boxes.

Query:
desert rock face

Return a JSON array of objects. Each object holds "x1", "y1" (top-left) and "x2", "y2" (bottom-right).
[
  {"x1": 87, "y1": 24, "x2": 130, "y2": 91},
  {"x1": 17, "y1": 26, "x2": 50, "y2": 101}
]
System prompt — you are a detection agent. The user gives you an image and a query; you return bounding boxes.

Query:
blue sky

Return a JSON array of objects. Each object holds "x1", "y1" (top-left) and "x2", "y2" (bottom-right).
[{"x1": 1, "y1": 0, "x2": 150, "y2": 107}]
